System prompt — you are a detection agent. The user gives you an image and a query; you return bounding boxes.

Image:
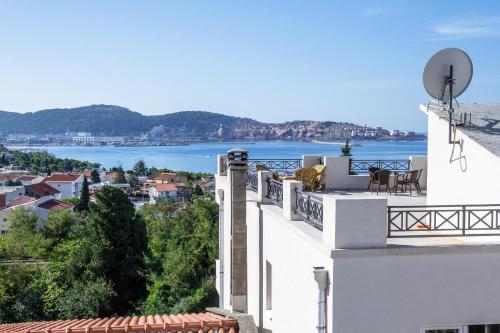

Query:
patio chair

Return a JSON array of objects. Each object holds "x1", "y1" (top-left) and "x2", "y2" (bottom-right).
[
  {"x1": 369, "y1": 169, "x2": 391, "y2": 195},
  {"x1": 393, "y1": 169, "x2": 422, "y2": 195},
  {"x1": 312, "y1": 165, "x2": 326, "y2": 191},
  {"x1": 301, "y1": 168, "x2": 319, "y2": 192},
  {"x1": 367, "y1": 167, "x2": 381, "y2": 190}
]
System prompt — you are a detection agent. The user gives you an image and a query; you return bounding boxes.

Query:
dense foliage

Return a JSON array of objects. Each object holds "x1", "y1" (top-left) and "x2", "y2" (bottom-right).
[
  {"x1": 0, "y1": 145, "x2": 98, "y2": 175},
  {"x1": 0, "y1": 184, "x2": 218, "y2": 324}
]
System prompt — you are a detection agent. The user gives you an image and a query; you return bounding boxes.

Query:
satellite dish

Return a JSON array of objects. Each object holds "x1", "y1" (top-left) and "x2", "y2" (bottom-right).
[{"x1": 423, "y1": 48, "x2": 473, "y2": 103}]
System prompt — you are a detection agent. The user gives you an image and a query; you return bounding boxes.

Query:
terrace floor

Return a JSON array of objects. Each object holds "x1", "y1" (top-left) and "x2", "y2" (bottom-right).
[{"x1": 316, "y1": 189, "x2": 427, "y2": 206}]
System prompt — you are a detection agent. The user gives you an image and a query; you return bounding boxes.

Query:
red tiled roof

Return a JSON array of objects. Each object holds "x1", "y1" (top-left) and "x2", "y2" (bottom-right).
[
  {"x1": 0, "y1": 312, "x2": 238, "y2": 333},
  {"x1": 38, "y1": 199, "x2": 74, "y2": 212},
  {"x1": 6, "y1": 195, "x2": 36, "y2": 208},
  {"x1": 154, "y1": 183, "x2": 185, "y2": 192},
  {"x1": 83, "y1": 171, "x2": 92, "y2": 177},
  {"x1": 43, "y1": 173, "x2": 81, "y2": 183},
  {"x1": 0, "y1": 175, "x2": 13, "y2": 181},
  {"x1": 26, "y1": 182, "x2": 60, "y2": 197},
  {"x1": 15, "y1": 175, "x2": 38, "y2": 181}
]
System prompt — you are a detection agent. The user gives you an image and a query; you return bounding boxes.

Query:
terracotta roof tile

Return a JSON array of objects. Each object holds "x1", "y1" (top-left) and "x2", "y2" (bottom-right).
[
  {"x1": 6, "y1": 195, "x2": 36, "y2": 208},
  {"x1": 26, "y1": 182, "x2": 60, "y2": 197},
  {"x1": 43, "y1": 173, "x2": 81, "y2": 183},
  {"x1": 153, "y1": 183, "x2": 185, "y2": 192},
  {"x1": 14, "y1": 175, "x2": 38, "y2": 181},
  {"x1": 38, "y1": 199, "x2": 74, "y2": 212},
  {"x1": 0, "y1": 312, "x2": 238, "y2": 333}
]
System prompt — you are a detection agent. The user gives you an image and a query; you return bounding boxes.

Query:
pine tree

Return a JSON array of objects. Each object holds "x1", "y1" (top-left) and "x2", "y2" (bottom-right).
[
  {"x1": 133, "y1": 160, "x2": 146, "y2": 176},
  {"x1": 91, "y1": 169, "x2": 101, "y2": 184},
  {"x1": 78, "y1": 176, "x2": 90, "y2": 212},
  {"x1": 114, "y1": 166, "x2": 127, "y2": 184}
]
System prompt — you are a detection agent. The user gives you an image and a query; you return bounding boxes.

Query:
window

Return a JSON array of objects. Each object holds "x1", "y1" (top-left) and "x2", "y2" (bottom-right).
[
  {"x1": 265, "y1": 260, "x2": 272, "y2": 310},
  {"x1": 424, "y1": 325, "x2": 500, "y2": 333}
]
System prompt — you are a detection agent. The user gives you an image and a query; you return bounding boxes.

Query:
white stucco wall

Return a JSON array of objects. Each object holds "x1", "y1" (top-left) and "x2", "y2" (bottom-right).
[
  {"x1": 426, "y1": 110, "x2": 500, "y2": 204},
  {"x1": 45, "y1": 179, "x2": 82, "y2": 199},
  {"x1": 332, "y1": 247, "x2": 500, "y2": 332},
  {"x1": 250, "y1": 203, "x2": 334, "y2": 333}
]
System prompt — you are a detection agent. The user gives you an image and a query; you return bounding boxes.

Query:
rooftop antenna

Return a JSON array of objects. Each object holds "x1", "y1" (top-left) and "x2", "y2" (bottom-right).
[{"x1": 423, "y1": 48, "x2": 473, "y2": 144}]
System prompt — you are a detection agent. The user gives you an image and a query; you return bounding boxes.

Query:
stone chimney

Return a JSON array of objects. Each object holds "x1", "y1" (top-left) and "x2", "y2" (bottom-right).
[{"x1": 227, "y1": 147, "x2": 248, "y2": 312}]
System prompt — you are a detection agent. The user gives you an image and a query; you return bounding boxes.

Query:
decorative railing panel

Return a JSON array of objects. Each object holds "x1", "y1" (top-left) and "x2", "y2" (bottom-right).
[
  {"x1": 388, "y1": 204, "x2": 500, "y2": 238},
  {"x1": 295, "y1": 190, "x2": 323, "y2": 231},
  {"x1": 248, "y1": 159, "x2": 301, "y2": 174},
  {"x1": 350, "y1": 159, "x2": 410, "y2": 174},
  {"x1": 247, "y1": 171, "x2": 258, "y2": 192},
  {"x1": 267, "y1": 179, "x2": 283, "y2": 207}
]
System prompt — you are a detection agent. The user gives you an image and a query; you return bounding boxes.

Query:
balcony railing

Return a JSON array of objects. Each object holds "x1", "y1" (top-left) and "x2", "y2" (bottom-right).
[
  {"x1": 267, "y1": 178, "x2": 283, "y2": 207},
  {"x1": 387, "y1": 204, "x2": 500, "y2": 238},
  {"x1": 247, "y1": 170, "x2": 258, "y2": 192},
  {"x1": 350, "y1": 159, "x2": 410, "y2": 174},
  {"x1": 248, "y1": 159, "x2": 302, "y2": 174},
  {"x1": 295, "y1": 190, "x2": 323, "y2": 231}
]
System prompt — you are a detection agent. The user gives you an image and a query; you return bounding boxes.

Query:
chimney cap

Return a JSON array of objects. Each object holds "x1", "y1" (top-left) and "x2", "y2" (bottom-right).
[{"x1": 227, "y1": 147, "x2": 247, "y2": 153}]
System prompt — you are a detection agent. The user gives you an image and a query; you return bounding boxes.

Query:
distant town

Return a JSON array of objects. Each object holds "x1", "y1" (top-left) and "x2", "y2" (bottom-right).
[{"x1": 0, "y1": 105, "x2": 426, "y2": 146}]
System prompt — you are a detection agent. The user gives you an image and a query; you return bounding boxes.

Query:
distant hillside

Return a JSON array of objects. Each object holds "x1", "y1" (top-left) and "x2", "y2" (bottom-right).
[{"x1": 0, "y1": 105, "x2": 260, "y2": 136}]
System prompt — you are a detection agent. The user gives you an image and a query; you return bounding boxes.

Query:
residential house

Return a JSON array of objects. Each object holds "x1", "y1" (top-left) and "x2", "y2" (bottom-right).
[
  {"x1": 149, "y1": 183, "x2": 189, "y2": 204},
  {"x1": 42, "y1": 173, "x2": 83, "y2": 199},
  {"x1": 0, "y1": 195, "x2": 37, "y2": 235},
  {"x1": 25, "y1": 182, "x2": 61, "y2": 200},
  {"x1": 37, "y1": 199, "x2": 74, "y2": 220},
  {"x1": 14, "y1": 175, "x2": 43, "y2": 185},
  {"x1": 215, "y1": 102, "x2": 500, "y2": 333},
  {"x1": 150, "y1": 172, "x2": 188, "y2": 184}
]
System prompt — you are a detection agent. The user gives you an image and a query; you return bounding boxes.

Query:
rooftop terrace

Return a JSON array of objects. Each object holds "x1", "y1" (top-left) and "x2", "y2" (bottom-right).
[{"x1": 218, "y1": 154, "x2": 500, "y2": 249}]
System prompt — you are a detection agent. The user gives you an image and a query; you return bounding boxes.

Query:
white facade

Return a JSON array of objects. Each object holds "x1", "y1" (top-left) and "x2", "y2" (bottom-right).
[
  {"x1": 215, "y1": 101, "x2": 500, "y2": 333},
  {"x1": 44, "y1": 177, "x2": 83, "y2": 199},
  {"x1": 422, "y1": 104, "x2": 500, "y2": 205}
]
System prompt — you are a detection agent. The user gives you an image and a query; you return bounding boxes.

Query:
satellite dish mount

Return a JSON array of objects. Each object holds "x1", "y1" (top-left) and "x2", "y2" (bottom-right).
[{"x1": 423, "y1": 48, "x2": 473, "y2": 145}]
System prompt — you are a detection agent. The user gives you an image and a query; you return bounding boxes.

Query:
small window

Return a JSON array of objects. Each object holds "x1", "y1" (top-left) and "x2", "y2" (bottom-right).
[{"x1": 424, "y1": 328, "x2": 461, "y2": 333}]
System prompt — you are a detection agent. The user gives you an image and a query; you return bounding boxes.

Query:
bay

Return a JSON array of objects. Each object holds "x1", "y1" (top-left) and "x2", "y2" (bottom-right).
[{"x1": 16, "y1": 140, "x2": 427, "y2": 173}]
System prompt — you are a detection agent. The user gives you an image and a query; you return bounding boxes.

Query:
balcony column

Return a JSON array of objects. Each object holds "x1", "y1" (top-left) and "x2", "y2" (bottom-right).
[
  {"x1": 257, "y1": 171, "x2": 273, "y2": 203},
  {"x1": 282, "y1": 180, "x2": 303, "y2": 221}
]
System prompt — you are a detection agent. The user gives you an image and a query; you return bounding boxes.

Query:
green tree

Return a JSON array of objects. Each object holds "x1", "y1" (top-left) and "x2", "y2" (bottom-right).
[
  {"x1": 78, "y1": 176, "x2": 90, "y2": 212},
  {"x1": 5, "y1": 179, "x2": 23, "y2": 186},
  {"x1": 0, "y1": 209, "x2": 48, "y2": 260},
  {"x1": 142, "y1": 197, "x2": 218, "y2": 314},
  {"x1": 90, "y1": 169, "x2": 101, "y2": 184},
  {"x1": 114, "y1": 166, "x2": 126, "y2": 184},
  {"x1": 43, "y1": 211, "x2": 81, "y2": 247},
  {"x1": 340, "y1": 139, "x2": 352, "y2": 157},
  {"x1": 87, "y1": 186, "x2": 147, "y2": 314},
  {"x1": 127, "y1": 173, "x2": 140, "y2": 196},
  {"x1": 133, "y1": 160, "x2": 147, "y2": 176},
  {"x1": 193, "y1": 184, "x2": 204, "y2": 197}
]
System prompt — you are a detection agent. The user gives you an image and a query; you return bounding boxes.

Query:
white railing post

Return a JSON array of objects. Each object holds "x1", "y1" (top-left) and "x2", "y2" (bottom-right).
[
  {"x1": 257, "y1": 171, "x2": 273, "y2": 203},
  {"x1": 282, "y1": 180, "x2": 303, "y2": 221}
]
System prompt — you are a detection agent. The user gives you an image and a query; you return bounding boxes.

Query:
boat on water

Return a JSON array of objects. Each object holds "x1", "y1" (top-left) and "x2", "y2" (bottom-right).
[{"x1": 312, "y1": 140, "x2": 361, "y2": 147}]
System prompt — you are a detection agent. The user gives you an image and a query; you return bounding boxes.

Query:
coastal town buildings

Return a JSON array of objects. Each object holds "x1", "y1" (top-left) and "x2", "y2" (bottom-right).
[
  {"x1": 215, "y1": 102, "x2": 500, "y2": 333},
  {"x1": 42, "y1": 173, "x2": 83, "y2": 199},
  {"x1": 148, "y1": 182, "x2": 189, "y2": 204}
]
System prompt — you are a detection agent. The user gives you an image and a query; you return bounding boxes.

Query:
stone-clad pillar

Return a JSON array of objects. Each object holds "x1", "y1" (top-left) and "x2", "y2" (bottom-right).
[{"x1": 227, "y1": 147, "x2": 248, "y2": 312}]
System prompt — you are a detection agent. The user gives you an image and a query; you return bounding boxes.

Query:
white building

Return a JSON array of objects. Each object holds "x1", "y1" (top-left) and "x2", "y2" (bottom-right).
[
  {"x1": 42, "y1": 173, "x2": 83, "y2": 199},
  {"x1": 149, "y1": 183, "x2": 188, "y2": 204},
  {"x1": 215, "y1": 103, "x2": 500, "y2": 333}
]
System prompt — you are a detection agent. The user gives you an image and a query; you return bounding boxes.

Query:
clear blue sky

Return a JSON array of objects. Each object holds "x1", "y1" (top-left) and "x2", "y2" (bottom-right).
[{"x1": 0, "y1": 1, "x2": 499, "y2": 131}]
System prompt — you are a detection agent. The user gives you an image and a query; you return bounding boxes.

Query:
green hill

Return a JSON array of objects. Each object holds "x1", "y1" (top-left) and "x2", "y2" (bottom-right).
[{"x1": 0, "y1": 105, "x2": 259, "y2": 136}]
